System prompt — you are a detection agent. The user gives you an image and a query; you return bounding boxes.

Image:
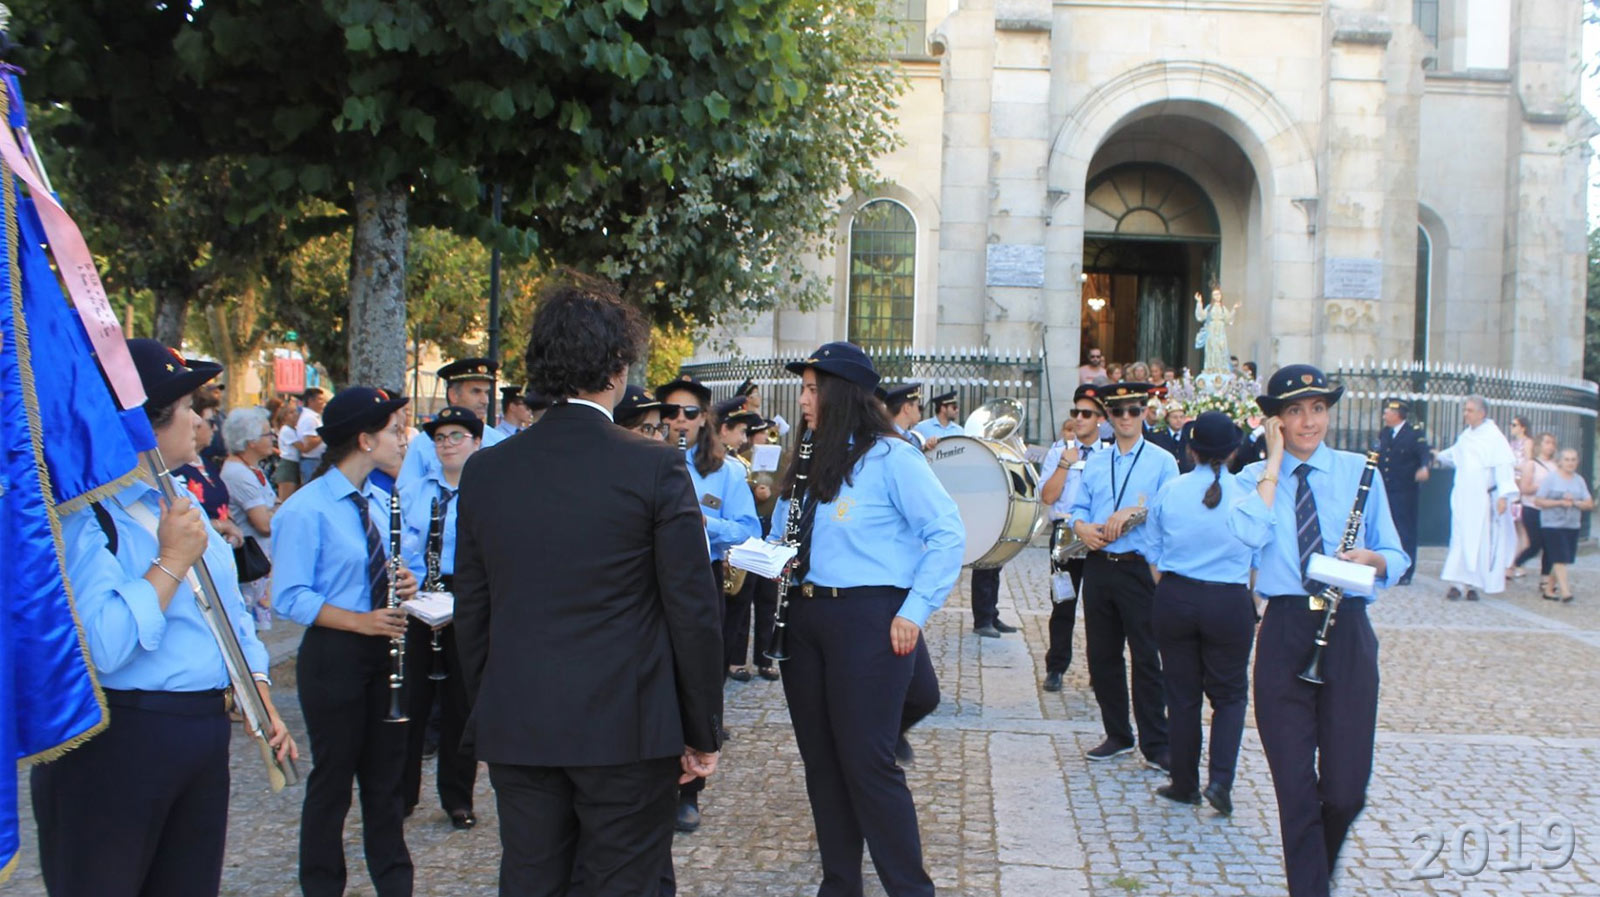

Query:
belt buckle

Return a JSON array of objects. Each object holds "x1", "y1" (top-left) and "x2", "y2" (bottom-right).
[
  {"x1": 1308, "y1": 594, "x2": 1327, "y2": 611},
  {"x1": 801, "y1": 584, "x2": 815, "y2": 599}
]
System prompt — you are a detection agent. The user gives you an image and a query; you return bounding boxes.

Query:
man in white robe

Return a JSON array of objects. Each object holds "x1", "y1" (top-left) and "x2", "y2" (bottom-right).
[{"x1": 1436, "y1": 396, "x2": 1519, "y2": 599}]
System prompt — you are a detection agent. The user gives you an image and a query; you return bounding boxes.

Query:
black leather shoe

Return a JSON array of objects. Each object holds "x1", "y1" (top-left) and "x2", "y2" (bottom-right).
[
  {"x1": 674, "y1": 801, "x2": 701, "y2": 833},
  {"x1": 1085, "y1": 738, "x2": 1134, "y2": 761},
  {"x1": 1145, "y1": 750, "x2": 1171, "y2": 774},
  {"x1": 758, "y1": 666, "x2": 781, "y2": 681},
  {"x1": 1156, "y1": 784, "x2": 1201, "y2": 806},
  {"x1": 1043, "y1": 671, "x2": 1063, "y2": 693},
  {"x1": 1203, "y1": 783, "x2": 1233, "y2": 816},
  {"x1": 973, "y1": 625, "x2": 1001, "y2": 639},
  {"x1": 894, "y1": 735, "x2": 915, "y2": 766},
  {"x1": 1446, "y1": 586, "x2": 1462, "y2": 601},
  {"x1": 449, "y1": 809, "x2": 476, "y2": 830},
  {"x1": 993, "y1": 620, "x2": 1019, "y2": 633},
  {"x1": 1466, "y1": 589, "x2": 1480, "y2": 601},
  {"x1": 727, "y1": 667, "x2": 752, "y2": 682}
]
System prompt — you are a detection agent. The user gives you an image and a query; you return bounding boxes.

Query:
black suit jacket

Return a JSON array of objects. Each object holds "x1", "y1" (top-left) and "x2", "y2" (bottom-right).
[
  {"x1": 453, "y1": 402, "x2": 724, "y2": 767},
  {"x1": 1378, "y1": 421, "x2": 1431, "y2": 495}
]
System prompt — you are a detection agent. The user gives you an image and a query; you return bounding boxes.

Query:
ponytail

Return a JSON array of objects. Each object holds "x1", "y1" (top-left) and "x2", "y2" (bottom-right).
[{"x1": 1202, "y1": 459, "x2": 1225, "y2": 509}]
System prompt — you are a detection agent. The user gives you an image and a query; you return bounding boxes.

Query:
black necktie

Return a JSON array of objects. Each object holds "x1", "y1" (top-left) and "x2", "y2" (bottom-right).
[
  {"x1": 351, "y1": 493, "x2": 389, "y2": 610},
  {"x1": 1293, "y1": 465, "x2": 1324, "y2": 594}
]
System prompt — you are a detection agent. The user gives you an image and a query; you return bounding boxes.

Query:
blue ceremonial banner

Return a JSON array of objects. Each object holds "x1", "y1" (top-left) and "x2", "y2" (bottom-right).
[{"x1": 2, "y1": 76, "x2": 134, "y2": 882}]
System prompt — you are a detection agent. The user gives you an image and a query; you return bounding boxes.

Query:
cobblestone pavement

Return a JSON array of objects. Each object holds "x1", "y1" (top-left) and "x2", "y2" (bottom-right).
[{"x1": 9, "y1": 546, "x2": 1598, "y2": 896}]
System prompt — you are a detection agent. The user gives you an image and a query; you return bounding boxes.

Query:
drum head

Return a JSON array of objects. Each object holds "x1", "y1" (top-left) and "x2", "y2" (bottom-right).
[{"x1": 927, "y1": 437, "x2": 1010, "y2": 566}]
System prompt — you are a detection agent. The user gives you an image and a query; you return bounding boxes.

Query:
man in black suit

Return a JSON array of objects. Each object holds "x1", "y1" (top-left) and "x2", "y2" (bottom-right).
[
  {"x1": 1378, "y1": 398, "x2": 1431, "y2": 585},
  {"x1": 453, "y1": 280, "x2": 724, "y2": 897}
]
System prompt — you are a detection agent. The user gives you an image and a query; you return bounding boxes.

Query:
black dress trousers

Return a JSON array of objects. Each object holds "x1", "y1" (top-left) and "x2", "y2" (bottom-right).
[
  {"x1": 31, "y1": 690, "x2": 231, "y2": 897},
  {"x1": 781, "y1": 590, "x2": 933, "y2": 897},
  {"x1": 1082, "y1": 553, "x2": 1168, "y2": 757},
  {"x1": 1384, "y1": 479, "x2": 1420, "y2": 580},
  {"x1": 683, "y1": 561, "x2": 726, "y2": 803},
  {"x1": 297, "y1": 626, "x2": 414, "y2": 897},
  {"x1": 401, "y1": 617, "x2": 477, "y2": 816},
  {"x1": 1151, "y1": 574, "x2": 1255, "y2": 796},
  {"x1": 1045, "y1": 522, "x2": 1084, "y2": 674},
  {"x1": 1254, "y1": 597, "x2": 1380, "y2": 897},
  {"x1": 900, "y1": 636, "x2": 940, "y2": 735},
  {"x1": 969, "y1": 566, "x2": 1000, "y2": 630}
]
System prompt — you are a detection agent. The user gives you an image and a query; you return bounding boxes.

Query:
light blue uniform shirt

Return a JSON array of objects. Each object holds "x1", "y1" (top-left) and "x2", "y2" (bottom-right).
[
  {"x1": 895, "y1": 424, "x2": 926, "y2": 451},
  {"x1": 492, "y1": 420, "x2": 520, "y2": 440},
  {"x1": 1040, "y1": 439, "x2": 1103, "y2": 520},
  {"x1": 272, "y1": 467, "x2": 395, "y2": 625},
  {"x1": 687, "y1": 446, "x2": 760, "y2": 559},
  {"x1": 1146, "y1": 469, "x2": 1263, "y2": 585},
  {"x1": 399, "y1": 471, "x2": 460, "y2": 581},
  {"x1": 62, "y1": 479, "x2": 269, "y2": 690},
  {"x1": 396, "y1": 420, "x2": 505, "y2": 494},
  {"x1": 1068, "y1": 436, "x2": 1179, "y2": 556},
  {"x1": 1229, "y1": 443, "x2": 1409, "y2": 602},
  {"x1": 771, "y1": 437, "x2": 966, "y2": 627},
  {"x1": 912, "y1": 418, "x2": 966, "y2": 442}
]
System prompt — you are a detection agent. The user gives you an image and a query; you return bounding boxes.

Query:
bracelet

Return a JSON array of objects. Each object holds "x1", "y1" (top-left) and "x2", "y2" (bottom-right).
[
  {"x1": 150, "y1": 557, "x2": 184, "y2": 585},
  {"x1": 1259, "y1": 474, "x2": 1279, "y2": 484}
]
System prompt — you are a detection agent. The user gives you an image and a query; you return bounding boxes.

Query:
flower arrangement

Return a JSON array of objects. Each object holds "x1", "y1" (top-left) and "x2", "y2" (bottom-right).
[{"x1": 1161, "y1": 369, "x2": 1263, "y2": 427}]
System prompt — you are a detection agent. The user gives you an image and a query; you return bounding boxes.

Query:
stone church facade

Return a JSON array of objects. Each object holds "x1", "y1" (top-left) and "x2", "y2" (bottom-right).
[{"x1": 700, "y1": 0, "x2": 1593, "y2": 406}]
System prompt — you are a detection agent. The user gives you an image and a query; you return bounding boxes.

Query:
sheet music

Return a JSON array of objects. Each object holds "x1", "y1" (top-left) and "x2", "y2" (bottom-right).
[
  {"x1": 750, "y1": 444, "x2": 782, "y2": 472},
  {"x1": 728, "y1": 537, "x2": 798, "y2": 579},
  {"x1": 403, "y1": 590, "x2": 455, "y2": 626}
]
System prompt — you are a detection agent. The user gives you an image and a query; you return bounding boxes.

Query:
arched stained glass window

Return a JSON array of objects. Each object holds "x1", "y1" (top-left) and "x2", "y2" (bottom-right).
[
  {"x1": 1084, "y1": 164, "x2": 1220, "y2": 240},
  {"x1": 847, "y1": 200, "x2": 916, "y2": 350}
]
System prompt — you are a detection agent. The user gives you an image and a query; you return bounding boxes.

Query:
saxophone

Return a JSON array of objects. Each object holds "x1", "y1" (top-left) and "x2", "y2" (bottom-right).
[
  {"x1": 1299, "y1": 448, "x2": 1382, "y2": 686},
  {"x1": 384, "y1": 491, "x2": 409, "y2": 723},
  {"x1": 764, "y1": 432, "x2": 813, "y2": 662}
]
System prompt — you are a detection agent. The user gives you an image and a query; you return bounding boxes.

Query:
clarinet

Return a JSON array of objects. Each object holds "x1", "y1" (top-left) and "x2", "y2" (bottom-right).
[
  {"x1": 764, "y1": 432, "x2": 813, "y2": 662},
  {"x1": 385, "y1": 491, "x2": 410, "y2": 722},
  {"x1": 425, "y1": 494, "x2": 447, "y2": 682},
  {"x1": 678, "y1": 431, "x2": 688, "y2": 452},
  {"x1": 1299, "y1": 447, "x2": 1382, "y2": 685}
]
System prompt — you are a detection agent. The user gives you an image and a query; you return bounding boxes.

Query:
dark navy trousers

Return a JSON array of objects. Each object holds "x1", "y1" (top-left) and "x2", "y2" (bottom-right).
[
  {"x1": 31, "y1": 689, "x2": 231, "y2": 897},
  {"x1": 297, "y1": 626, "x2": 413, "y2": 897},
  {"x1": 401, "y1": 618, "x2": 476, "y2": 816},
  {"x1": 900, "y1": 637, "x2": 939, "y2": 735},
  {"x1": 969, "y1": 566, "x2": 1000, "y2": 630},
  {"x1": 1082, "y1": 553, "x2": 1168, "y2": 757},
  {"x1": 1151, "y1": 574, "x2": 1255, "y2": 796},
  {"x1": 781, "y1": 590, "x2": 933, "y2": 897},
  {"x1": 1254, "y1": 597, "x2": 1379, "y2": 897}
]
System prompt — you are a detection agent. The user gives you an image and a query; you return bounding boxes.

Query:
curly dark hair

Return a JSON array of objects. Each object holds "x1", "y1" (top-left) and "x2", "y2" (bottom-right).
[
  {"x1": 779, "y1": 372, "x2": 902, "y2": 504},
  {"x1": 524, "y1": 276, "x2": 645, "y2": 398}
]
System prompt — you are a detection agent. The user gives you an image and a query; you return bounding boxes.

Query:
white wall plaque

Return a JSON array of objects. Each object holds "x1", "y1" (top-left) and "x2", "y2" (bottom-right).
[
  {"x1": 1324, "y1": 257, "x2": 1383, "y2": 300},
  {"x1": 986, "y1": 244, "x2": 1046, "y2": 288}
]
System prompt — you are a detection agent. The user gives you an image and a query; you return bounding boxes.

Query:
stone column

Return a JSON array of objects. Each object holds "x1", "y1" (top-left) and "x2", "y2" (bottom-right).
[
  {"x1": 933, "y1": 1, "x2": 996, "y2": 348},
  {"x1": 1501, "y1": 0, "x2": 1589, "y2": 376}
]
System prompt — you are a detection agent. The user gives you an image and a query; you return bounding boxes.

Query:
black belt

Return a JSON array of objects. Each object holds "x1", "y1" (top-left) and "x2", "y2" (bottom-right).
[
  {"x1": 1088, "y1": 549, "x2": 1144, "y2": 563},
  {"x1": 1164, "y1": 572, "x2": 1248, "y2": 589},
  {"x1": 104, "y1": 688, "x2": 228, "y2": 716},
  {"x1": 789, "y1": 584, "x2": 907, "y2": 600},
  {"x1": 1266, "y1": 594, "x2": 1371, "y2": 613}
]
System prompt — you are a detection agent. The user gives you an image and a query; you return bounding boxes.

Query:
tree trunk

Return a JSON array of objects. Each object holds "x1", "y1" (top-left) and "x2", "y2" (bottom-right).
[
  {"x1": 152, "y1": 290, "x2": 189, "y2": 346},
  {"x1": 204, "y1": 283, "x2": 269, "y2": 410},
  {"x1": 347, "y1": 181, "x2": 409, "y2": 390}
]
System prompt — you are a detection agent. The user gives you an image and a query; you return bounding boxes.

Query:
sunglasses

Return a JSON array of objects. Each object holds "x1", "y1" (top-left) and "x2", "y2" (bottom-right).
[
  {"x1": 1068, "y1": 409, "x2": 1100, "y2": 419},
  {"x1": 660, "y1": 404, "x2": 702, "y2": 421},
  {"x1": 1107, "y1": 406, "x2": 1144, "y2": 418},
  {"x1": 432, "y1": 431, "x2": 475, "y2": 446}
]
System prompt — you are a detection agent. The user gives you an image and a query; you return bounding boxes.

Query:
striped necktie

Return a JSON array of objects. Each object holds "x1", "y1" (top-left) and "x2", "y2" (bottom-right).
[
  {"x1": 1293, "y1": 465, "x2": 1324, "y2": 594},
  {"x1": 350, "y1": 492, "x2": 389, "y2": 610}
]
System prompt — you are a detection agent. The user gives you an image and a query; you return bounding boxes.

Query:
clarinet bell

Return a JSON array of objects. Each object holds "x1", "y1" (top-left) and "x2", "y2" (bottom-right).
[
  {"x1": 429, "y1": 629, "x2": 448, "y2": 681},
  {"x1": 1297, "y1": 651, "x2": 1325, "y2": 686}
]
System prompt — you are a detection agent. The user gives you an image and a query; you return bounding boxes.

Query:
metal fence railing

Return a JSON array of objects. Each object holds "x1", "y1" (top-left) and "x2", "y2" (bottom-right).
[
  {"x1": 1328, "y1": 359, "x2": 1600, "y2": 543},
  {"x1": 680, "y1": 347, "x2": 1045, "y2": 445}
]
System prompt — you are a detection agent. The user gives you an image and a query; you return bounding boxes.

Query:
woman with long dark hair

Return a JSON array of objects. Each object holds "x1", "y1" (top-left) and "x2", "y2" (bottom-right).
[
  {"x1": 272, "y1": 387, "x2": 418, "y2": 897},
  {"x1": 772, "y1": 341, "x2": 964, "y2": 897},
  {"x1": 653, "y1": 374, "x2": 758, "y2": 832},
  {"x1": 1144, "y1": 410, "x2": 1264, "y2": 816}
]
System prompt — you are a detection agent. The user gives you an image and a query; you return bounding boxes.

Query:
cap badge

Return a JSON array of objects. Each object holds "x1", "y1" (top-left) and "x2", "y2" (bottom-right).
[
  {"x1": 1301, "y1": 374, "x2": 1315, "y2": 385},
  {"x1": 165, "y1": 363, "x2": 175, "y2": 372}
]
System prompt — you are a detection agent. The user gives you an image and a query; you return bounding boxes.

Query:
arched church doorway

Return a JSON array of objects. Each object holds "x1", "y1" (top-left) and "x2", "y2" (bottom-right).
[{"x1": 1081, "y1": 162, "x2": 1220, "y2": 373}]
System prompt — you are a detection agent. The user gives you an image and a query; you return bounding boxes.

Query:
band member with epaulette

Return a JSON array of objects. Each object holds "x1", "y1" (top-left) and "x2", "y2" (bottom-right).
[
  {"x1": 1228, "y1": 365, "x2": 1408, "y2": 897},
  {"x1": 397, "y1": 406, "x2": 483, "y2": 830},
  {"x1": 655, "y1": 374, "x2": 759, "y2": 833},
  {"x1": 773, "y1": 341, "x2": 964, "y2": 897},
  {"x1": 33, "y1": 340, "x2": 297, "y2": 897},
  {"x1": 272, "y1": 386, "x2": 419, "y2": 897},
  {"x1": 911, "y1": 389, "x2": 963, "y2": 449},
  {"x1": 396, "y1": 358, "x2": 508, "y2": 489},
  {"x1": 493, "y1": 385, "x2": 531, "y2": 438},
  {"x1": 1038, "y1": 383, "x2": 1110, "y2": 692},
  {"x1": 1377, "y1": 398, "x2": 1430, "y2": 585},
  {"x1": 1145, "y1": 411, "x2": 1260, "y2": 815},
  {"x1": 1066, "y1": 381, "x2": 1177, "y2": 768}
]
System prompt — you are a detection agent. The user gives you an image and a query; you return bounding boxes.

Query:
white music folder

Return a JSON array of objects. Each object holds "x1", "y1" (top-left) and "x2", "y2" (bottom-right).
[
  {"x1": 728, "y1": 538, "x2": 797, "y2": 579},
  {"x1": 402, "y1": 591, "x2": 455, "y2": 626},
  {"x1": 1306, "y1": 554, "x2": 1376, "y2": 594}
]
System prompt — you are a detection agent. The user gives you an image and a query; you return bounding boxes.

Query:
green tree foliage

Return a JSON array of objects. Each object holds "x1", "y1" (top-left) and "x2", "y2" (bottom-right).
[
  {"x1": 1585, "y1": 227, "x2": 1600, "y2": 384},
  {"x1": 12, "y1": 0, "x2": 905, "y2": 382}
]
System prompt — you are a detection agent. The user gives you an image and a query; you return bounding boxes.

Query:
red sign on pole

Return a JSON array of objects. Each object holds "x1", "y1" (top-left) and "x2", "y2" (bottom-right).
[{"x1": 274, "y1": 356, "x2": 306, "y2": 394}]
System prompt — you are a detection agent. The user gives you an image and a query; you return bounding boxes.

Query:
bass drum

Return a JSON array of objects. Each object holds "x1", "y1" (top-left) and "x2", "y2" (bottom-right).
[{"x1": 927, "y1": 436, "x2": 1043, "y2": 569}]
